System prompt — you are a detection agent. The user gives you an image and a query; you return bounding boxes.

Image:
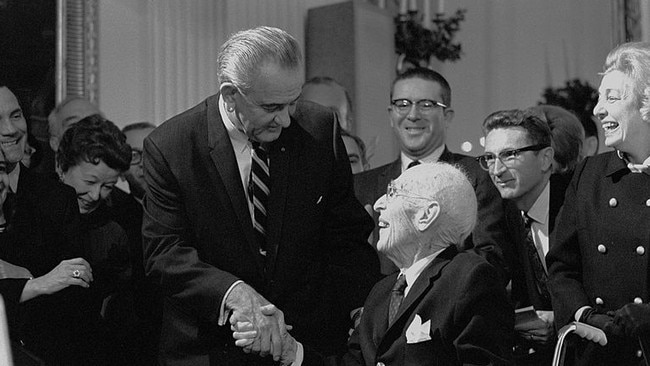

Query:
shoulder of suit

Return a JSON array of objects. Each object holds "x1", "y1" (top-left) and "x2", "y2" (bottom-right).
[
  {"x1": 149, "y1": 97, "x2": 212, "y2": 141},
  {"x1": 292, "y1": 100, "x2": 336, "y2": 139}
]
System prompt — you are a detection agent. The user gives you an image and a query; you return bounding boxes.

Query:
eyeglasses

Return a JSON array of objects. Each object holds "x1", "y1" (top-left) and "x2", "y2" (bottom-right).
[
  {"x1": 386, "y1": 180, "x2": 433, "y2": 202},
  {"x1": 131, "y1": 148, "x2": 143, "y2": 165},
  {"x1": 476, "y1": 144, "x2": 550, "y2": 171},
  {"x1": 390, "y1": 99, "x2": 447, "y2": 114}
]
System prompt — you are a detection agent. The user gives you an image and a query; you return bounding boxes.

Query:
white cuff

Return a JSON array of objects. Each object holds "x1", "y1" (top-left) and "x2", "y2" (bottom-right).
[{"x1": 218, "y1": 280, "x2": 244, "y2": 326}]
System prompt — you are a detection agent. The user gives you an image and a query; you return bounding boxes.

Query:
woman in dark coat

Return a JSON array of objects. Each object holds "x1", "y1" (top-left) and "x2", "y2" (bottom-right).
[{"x1": 547, "y1": 41, "x2": 650, "y2": 366}]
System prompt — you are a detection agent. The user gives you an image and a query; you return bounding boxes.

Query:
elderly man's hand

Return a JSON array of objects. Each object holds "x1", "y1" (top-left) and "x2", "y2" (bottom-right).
[
  {"x1": 226, "y1": 283, "x2": 287, "y2": 361},
  {"x1": 610, "y1": 304, "x2": 650, "y2": 338},
  {"x1": 232, "y1": 305, "x2": 296, "y2": 364}
]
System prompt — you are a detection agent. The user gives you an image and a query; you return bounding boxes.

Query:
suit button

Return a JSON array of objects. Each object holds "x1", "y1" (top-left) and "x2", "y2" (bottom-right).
[
  {"x1": 646, "y1": 199, "x2": 650, "y2": 207},
  {"x1": 609, "y1": 198, "x2": 618, "y2": 207},
  {"x1": 637, "y1": 349, "x2": 643, "y2": 358},
  {"x1": 598, "y1": 244, "x2": 607, "y2": 253},
  {"x1": 595, "y1": 297, "x2": 604, "y2": 305},
  {"x1": 377, "y1": 363, "x2": 386, "y2": 366},
  {"x1": 637, "y1": 246, "x2": 646, "y2": 255},
  {"x1": 635, "y1": 297, "x2": 643, "y2": 304}
]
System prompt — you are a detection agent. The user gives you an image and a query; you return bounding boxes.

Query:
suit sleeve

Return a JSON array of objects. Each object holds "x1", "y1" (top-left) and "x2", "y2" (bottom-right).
[
  {"x1": 321, "y1": 114, "x2": 380, "y2": 314},
  {"x1": 142, "y1": 136, "x2": 239, "y2": 323},
  {"x1": 546, "y1": 160, "x2": 591, "y2": 328}
]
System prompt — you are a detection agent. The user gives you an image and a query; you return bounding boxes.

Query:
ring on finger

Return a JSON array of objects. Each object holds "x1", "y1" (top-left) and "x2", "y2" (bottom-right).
[{"x1": 72, "y1": 269, "x2": 81, "y2": 278}]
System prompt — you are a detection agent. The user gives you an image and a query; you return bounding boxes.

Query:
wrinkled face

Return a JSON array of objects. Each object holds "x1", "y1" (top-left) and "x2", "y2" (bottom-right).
[
  {"x1": 389, "y1": 78, "x2": 452, "y2": 159},
  {"x1": 59, "y1": 160, "x2": 120, "y2": 214},
  {"x1": 484, "y1": 127, "x2": 550, "y2": 207},
  {"x1": 231, "y1": 62, "x2": 303, "y2": 143},
  {"x1": 593, "y1": 70, "x2": 645, "y2": 153},
  {"x1": 0, "y1": 87, "x2": 27, "y2": 165},
  {"x1": 342, "y1": 135, "x2": 364, "y2": 174},
  {"x1": 124, "y1": 127, "x2": 154, "y2": 199},
  {"x1": 373, "y1": 179, "x2": 419, "y2": 256},
  {"x1": 301, "y1": 83, "x2": 351, "y2": 131}
]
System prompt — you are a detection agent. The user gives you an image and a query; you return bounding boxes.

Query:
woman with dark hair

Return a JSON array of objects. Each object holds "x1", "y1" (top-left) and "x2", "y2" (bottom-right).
[{"x1": 56, "y1": 114, "x2": 134, "y2": 364}]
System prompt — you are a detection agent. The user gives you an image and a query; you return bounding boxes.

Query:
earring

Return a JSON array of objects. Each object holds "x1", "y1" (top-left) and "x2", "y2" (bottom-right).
[{"x1": 227, "y1": 105, "x2": 234, "y2": 112}]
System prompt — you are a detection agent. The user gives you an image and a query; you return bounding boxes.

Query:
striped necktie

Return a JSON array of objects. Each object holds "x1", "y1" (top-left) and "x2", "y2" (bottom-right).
[
  {"x1": 250, "y1": 141, "x2": 269, "y2": 256},
  {"x1": 523, "y1": 213, "x2": 550, "y2": 305}
]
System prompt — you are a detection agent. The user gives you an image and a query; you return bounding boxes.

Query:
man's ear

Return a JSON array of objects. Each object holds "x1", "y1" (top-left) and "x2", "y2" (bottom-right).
[
  {"x1": 541, "y1": 146, "x2": 555, "y2": 172},
  {"x1": 443, "y1": 108, "x2": 455, "y2": 126},
  {"x1": 416, "y1": 201, "x2": 440, "y2": 231},
  {"x1": 220, "y1": 83, "x2": 238, "y2": 107}
]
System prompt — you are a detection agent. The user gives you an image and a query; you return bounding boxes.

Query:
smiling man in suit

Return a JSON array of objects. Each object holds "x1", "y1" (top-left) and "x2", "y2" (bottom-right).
[
  {"x1": 234, "y1": 162, "x2": 514, "y2": 365},
  {"x1": 142, "y1": 26, "x2": 378, "y2": 365},
  {"x1": 480, "y1": 107, "x2": 583, "y2": 365},
  {"x1": 354, "y1": 67, "x2": 513, "y2": 283}
]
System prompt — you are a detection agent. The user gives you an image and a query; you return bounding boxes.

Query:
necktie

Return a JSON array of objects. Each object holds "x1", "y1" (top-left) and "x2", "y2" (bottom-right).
[
  {"x1": 407, "y1": 160, "x2": 421, "y2": 169},
  {"x1": 522, "y1": 213, "x2": 550, "y2": 304},
  {"x1": 250, "y1": 142, "x2": 270, "y2": 256},
  {"x1": 388, "y1": 274, "x2": 407, "y2": 324}
]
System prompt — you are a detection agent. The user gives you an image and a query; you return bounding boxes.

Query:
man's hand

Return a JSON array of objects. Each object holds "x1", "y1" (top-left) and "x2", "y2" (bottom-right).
[
  {"x1": 226, "y1": 283, "x2": 286, "y2": 361},
  {"x1": 610, "y1": 303, "x2": 650, "y2": 338},
  {"x1": 518, "y1": 310, "x2": 555, "y2": 345},
  {"x1": 232, "y1": 305, "x2": 297, "y2": 365}
]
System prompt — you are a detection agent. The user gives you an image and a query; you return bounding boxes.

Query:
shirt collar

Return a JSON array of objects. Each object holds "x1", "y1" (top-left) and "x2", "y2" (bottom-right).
[
  {"x1": 400, "y1": 144, "x2": 445, "y2": 172},
  {"x1": 524, "y1": 180, "x2": 549, "y2": 226},
  {"x1": 219, "y1": 94, "x2": 250, "y2": 154},
  {"x1": 399, "y1": 247, "x2": 446, "y2": 296}
]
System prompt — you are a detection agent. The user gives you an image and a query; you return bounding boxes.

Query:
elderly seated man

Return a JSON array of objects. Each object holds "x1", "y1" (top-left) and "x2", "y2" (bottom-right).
[{"x1": 233, "y1": 162, "x2": 514, "y2": 365}]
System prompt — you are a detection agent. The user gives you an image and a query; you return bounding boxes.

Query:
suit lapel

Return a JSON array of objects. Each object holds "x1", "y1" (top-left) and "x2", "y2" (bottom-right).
[
  {"x1": 206, "y1": 95, "x2": 263, "y2": 271},
  {"x1": 379, "y1": 247, "x2": 457, "y2": 350}
]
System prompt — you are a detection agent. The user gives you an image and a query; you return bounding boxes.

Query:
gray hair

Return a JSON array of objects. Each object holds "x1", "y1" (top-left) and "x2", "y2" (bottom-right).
[
  {"x1": 401, "y1": 162, "x2": 477, "y2": 248},
  {"x1": 217, "y1": 26, "x2": 303, "y2": 92}
]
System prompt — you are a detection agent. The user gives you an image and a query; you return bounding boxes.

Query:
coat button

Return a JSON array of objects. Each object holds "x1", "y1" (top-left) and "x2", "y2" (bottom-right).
[
  {"x1": 377, "y1": 363, "x2": 386, "y2": 366},
  {"x1": 609, "y1": 198, "x2": 618, "y2": 207},
  {"x1": 595, "y1": 297, "x2": 604, "y2": 305},
  {"x1": 635, "y1": 297, "x2": 643, "y2": 304},
  {"x1": 597, "y1": 244, "x2": 607, "y2": 253},
  {"x1": 637, "y1": 349, "x2": 643, "y2": 358},
  {"x1": 646, "y1": 199, "x2": 650, "y2": 207},
  {"x1": 637, "y1": 246, "x2": 646, "y2": 255}
]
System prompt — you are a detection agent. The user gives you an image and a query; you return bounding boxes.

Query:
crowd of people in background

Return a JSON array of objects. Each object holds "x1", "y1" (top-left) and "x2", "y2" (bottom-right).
[{"x1": 1, "y1": 25, "x2": 650, "y2": 366}]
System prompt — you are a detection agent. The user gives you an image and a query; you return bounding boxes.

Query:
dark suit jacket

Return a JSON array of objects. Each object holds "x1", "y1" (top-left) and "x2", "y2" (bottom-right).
[
  {"x1": 547, "y1": 152, "x2": 650, "y2": 365},
  {"x1": 507, "y1": 173, "x2": 571, "y2": 311},
  {"x1": 142, "y1": 96, "x2": 378, "y2": 365},
  {"x1": 354, "y1": 150, "x2": 514, "y2": 282},
  {"x1": 325, "y1": 247, "x2": 513, "y2": 366}
]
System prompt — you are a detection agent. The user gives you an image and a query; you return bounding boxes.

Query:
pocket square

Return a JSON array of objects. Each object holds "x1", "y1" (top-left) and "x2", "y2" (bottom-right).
[{"x1": 405, "y1": 314, "x2": 431, "y2": 344}]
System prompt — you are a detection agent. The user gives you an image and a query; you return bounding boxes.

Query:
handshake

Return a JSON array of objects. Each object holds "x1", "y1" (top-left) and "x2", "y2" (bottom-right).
[{"x1": 227, "y1": 283, "x2": 299, "y2": 365}]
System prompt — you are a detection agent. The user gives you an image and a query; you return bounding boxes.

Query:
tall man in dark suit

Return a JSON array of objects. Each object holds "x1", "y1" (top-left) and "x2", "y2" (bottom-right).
[
  {"x1": 233, "y1": 162, "x2": 514, "y2": 365},
  {"x1": 480, "y1": 107, "x2": 583, "y2": 365},
  {"x1": 354, "y1": 67, "x2": 512, "y2": 281},
  {"x1": 142, "y1": 26, "x2": 378, "y2": 365}
]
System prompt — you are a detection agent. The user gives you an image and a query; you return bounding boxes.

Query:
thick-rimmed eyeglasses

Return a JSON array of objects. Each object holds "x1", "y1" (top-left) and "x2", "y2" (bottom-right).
[
  {"x1": 131, "y1": 149, "x2": 143, "y2": 165},
  {"x1": 386, "y1": 180, "x2": 434, "y2": 202},
  {"x1": 476, "y1": 144, "x2": 549, "y2": 171},
  {"x1": 390, "y1": 99, "x2": 447, "y2": 115}
]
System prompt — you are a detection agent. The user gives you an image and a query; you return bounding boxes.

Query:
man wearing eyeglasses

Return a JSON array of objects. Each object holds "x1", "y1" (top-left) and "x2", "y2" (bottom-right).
[
  {"x1": 480, "y1": 107, "x2": 583, "y2": 365},
  {"x1": 354, "y1": 67, "x2": 513, "y2": 283},
  {"x1": 122, "y1": 122, "x2": 156, "y2": 204}
]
